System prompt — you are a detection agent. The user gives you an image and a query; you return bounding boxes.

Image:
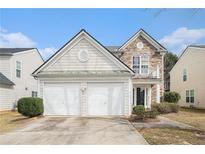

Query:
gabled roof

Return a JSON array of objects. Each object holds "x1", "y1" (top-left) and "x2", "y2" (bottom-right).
[
  {"x1": 0, "y1": 72, "x2": 15, "y2": 86},
  {"x1": 32, "y1": 29, "x2": 134, "y2": 75},
  {"x1": 188, "y1": 45, "x2": 205, "y2": 49},
  {"x1": 0, "y1": 48, "x2": 35, "y2": 54},
  {"x1": 0, "y1": 48, "x2": 44, "y2": 61},
  {"x1": 170, "y1": 44, "x2": 205, "y2": 73},
  {"x1": 119, "y1": 29, "x2": 167, "y2": 52}
]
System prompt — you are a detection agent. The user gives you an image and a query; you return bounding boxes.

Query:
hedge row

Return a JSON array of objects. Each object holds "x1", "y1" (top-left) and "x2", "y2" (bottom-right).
[{"x1": 151, "y1": 102, "x2": 180, "y2": 114}]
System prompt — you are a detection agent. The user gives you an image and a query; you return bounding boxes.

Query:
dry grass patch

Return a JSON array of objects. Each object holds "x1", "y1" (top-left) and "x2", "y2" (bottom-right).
[
  {"x1": 162, "y1": 108, "x2": 205, "y2": 131},
  {"x1": 0, "y1": 111, "x2": 40, "y2": 134},
  {"x1": 137, "y1": 127, "x2": 205, "y2": 145}
]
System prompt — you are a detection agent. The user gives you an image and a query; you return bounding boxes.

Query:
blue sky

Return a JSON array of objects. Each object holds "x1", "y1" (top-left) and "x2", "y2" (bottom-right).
[{"x1": 1, "y1": 9, "x2": 205, "y2": 60}]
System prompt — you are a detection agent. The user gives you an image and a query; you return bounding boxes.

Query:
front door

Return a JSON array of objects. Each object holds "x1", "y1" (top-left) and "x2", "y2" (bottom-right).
[{"x1": 137, "y1": 87, "x2": 145, "y2": 105}]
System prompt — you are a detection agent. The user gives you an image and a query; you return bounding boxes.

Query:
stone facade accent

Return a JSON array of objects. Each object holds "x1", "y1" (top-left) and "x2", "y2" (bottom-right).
[{"x1": 117, "y1": 35, "x2": 164, "y2": 104}]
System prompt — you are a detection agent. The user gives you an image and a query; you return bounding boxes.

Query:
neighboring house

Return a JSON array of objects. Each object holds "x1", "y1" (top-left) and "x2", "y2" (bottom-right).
[
  {"x1": 0, "y1": 48, "x2": 44, "y2": 110},
  {"x1": 170, "y1": 45, "x2": 205, "y2": 109},
  {"x1": 32, "y1": 29, "x2": 166, "y2": 116}
]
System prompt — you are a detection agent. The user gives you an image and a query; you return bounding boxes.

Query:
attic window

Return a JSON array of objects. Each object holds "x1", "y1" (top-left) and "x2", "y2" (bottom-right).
[{"x1": 78, "y1": 49, "x2": 89, "y2": 62}]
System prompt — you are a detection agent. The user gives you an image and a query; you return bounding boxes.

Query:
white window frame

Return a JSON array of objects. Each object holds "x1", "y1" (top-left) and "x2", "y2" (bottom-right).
[
  {"x1": 186, "y1": 89, "x2": 194, "y2": 103},
  {"x1": 133, "y1": 56, "x2": 140, "y2": 74},
  {"x1": 133, "y1": 54, "x2": 149, "y2": 75},
  {"x1": 141, "y1": 54, "x2": 149, "y2": 74},
  {"x1": 16, "y1": 61, "x2": 22, "y2": 78},
  {"x1": 183, "y1": 68, "x2": 187, "y2": 81}
]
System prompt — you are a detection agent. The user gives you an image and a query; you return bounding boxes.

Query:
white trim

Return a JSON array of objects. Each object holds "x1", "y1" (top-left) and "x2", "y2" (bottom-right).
[
  {"x1": 78, "y1": 49, "x2": 89, "y2": 62},
  {"x1": 119, "y1": 29, "x2": 166, "y2": 52},
  {"x1": 144, "y1": 87, "x2": 147, "y2": 108},
  {"x1": 148, "y1": 86, "x2": 152, "y2": 108},
  {"x1": 156, "y1": 84, "x2": 160, "y2": 103}
]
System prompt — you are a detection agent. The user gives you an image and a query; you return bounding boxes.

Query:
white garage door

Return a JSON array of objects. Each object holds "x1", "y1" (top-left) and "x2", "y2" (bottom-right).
[
  {"x1": 87, "y1": 83, "x2": 124, "y2": 115},
  {"x1": 44, "y1": 83, "x2": 80, "y2": 115}
]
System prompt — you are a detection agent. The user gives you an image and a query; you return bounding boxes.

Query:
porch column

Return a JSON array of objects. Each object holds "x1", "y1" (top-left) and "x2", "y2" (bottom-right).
[
  {"x1": 156, "y1": 84, "x2": 160, "y2": 103},
  {"x1": 148, "y1": 86, "x2": 152, "y2": 108},
  {"x1": 134, "y1": 87, "x2": 137, "y2": 106},
  {"x1": 144, "y1": 88, "x2": 147, "y2": 108}
]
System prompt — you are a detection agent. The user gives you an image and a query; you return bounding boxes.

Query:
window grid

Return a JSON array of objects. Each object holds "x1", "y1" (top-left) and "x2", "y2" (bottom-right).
[
  {"x1": 183, "y1": 69, "x2": 187, "y2": 81},
  {"x1": 186, "y1": 90, "x2": 194, "y2": 103},
  {"x1": 16, "y1": 61, "x2": 21, "y2": 78},
  {"x1": 133, "y1": 55, "x2": 149, "y2": 74}
]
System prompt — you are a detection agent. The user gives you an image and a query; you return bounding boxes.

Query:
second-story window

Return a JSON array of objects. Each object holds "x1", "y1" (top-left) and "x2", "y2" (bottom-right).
[
  {"x1": 16, "y1": 61, "x2": 21, "y2": 78},
  {"x1": 133, "y1": 55, "x2": 149, "y2": 74},
  {"x1": 183, "y1": 68, "x2": 187, "y2": 81},
  {"x1": 141, "y1": 55, "x2": 149, "y2": 74},
  {"x1": 133, "y1": 56, "x2": 140, "y2": 74}
]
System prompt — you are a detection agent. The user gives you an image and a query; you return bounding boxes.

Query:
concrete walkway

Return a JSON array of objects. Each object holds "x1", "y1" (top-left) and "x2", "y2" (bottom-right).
[
  {"x1": 132, "y1": 116, "x2": 194, "y2": 130},
  {"x1": 0, "y1": 117, "x2": 147, "y2": 145}
]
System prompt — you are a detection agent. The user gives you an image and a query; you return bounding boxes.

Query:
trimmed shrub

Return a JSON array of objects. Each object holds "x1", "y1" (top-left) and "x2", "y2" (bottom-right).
[
  {"x1": 152, "y1": 102, "x2": 179, "y2": 114},
  {"x1": 164, "y1": 91, "x2": 181, "y2": 103},
  {"x1": 133, "y1": 105, "x2": 146, "y2": 120},
  {"x1": 146, "y1": 107, "x2": 159, "y2": 119},
  {"x1": 17, "y1": 97, "x2": 43, "y2": 117}
]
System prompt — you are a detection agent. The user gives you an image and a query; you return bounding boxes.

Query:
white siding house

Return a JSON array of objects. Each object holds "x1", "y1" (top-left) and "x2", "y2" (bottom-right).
[
  {"x1": 33, "y1": 30, "x2": 134, "y2": 116},
  {"x1": 0, "y1": 48, "x2": 44, "y2": 110},
  {"x1": 32, "y1": 29, "x2": 165, "y2": 116}
]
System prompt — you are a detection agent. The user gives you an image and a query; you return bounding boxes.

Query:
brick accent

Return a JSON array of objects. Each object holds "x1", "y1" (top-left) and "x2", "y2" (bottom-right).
[{"x1": 119, "y1": 35, "x2": 164, "y2": 103}]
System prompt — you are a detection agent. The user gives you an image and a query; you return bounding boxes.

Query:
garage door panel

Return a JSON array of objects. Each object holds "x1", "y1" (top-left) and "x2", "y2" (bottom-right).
[
  {"x1": 88, "y1": 87, "x2": 109, "y2": 115},
  {"x1": 109, "y1": 86, "x2": 123, "y2": 115},
  {"x1": 44, "y1": 83, "x2": 80, "y2": 115},
  {"x1": 65, "y1": 85, "x2": 80, "y2": 115},
  {"x1": 88, "y1": 83, "x2": 124, "y2": 116},
  {"x1": 44, "y1": 86, "x2": 67, "y2": 115}
]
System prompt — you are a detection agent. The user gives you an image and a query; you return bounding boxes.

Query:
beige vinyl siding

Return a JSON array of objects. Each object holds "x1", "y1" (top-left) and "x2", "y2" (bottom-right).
[
  {"x1": 10, "y1": 49, "x2": 43, "y2": 101},
  {"x1": 0, "y1": 85, "x2": 15, "y2": 110},
  {"x1": 45, "y1": 38, "x2": 121, "y2": 71},
  {"x1": 0, "y1": 56, "x2": 11, "y2": 79},
  {"x1": 170, "y1": 47, "x2": 205, "y2": 109},
  {"x1": 0, "y1": 49, "x2": 43, "y2": 110}
]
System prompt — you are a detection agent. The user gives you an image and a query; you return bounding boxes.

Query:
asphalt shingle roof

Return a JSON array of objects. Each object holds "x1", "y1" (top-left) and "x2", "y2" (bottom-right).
[
  {"x1": 105, "y1": 46, "x2": 120, "y2": 52},
  {"x1": 0, "y1": 48, "x2": 35, "y2": 55},
  {"x1": 189, "y1": 45, "x2": 205, "y2": 49},
  {"x1": 0, "y1": 72, "x2": 15, "y2": 86}
]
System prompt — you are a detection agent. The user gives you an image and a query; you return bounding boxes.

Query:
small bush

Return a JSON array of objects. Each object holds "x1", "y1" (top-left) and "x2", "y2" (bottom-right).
[
  {"x1": 17, "y1": 97, "x2": 43, "y2": 117},
  {"x1": 164, "y1": 91, "x2": 181, "y2": 103},
  {"x1": 152, "y1": 102, "x2": 179, "y2": 114},
  {"x1": 146, "y1": 107, "x2": 159, "y2": 119},
  {"x1": 133, "y1": 105, "x2": 146, "y2": 120},
  {"x1": 132, "y1": 105, "x2": 159, "y2": 120}
]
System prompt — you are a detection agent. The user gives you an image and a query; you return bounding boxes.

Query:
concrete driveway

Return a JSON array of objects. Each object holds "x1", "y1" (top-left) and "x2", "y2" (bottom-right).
[{"x1": 0, "y1": 117, "x2": 147, "y2": 145}]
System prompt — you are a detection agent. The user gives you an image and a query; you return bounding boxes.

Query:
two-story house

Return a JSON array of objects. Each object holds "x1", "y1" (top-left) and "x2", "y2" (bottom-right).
[
  {"x1": 0, "y1": 48, "x2": 44, "y2": 110},
  {"x1": 32, "y1": 29, "x2": 166, "y2": 116},
  {"x1": 170, "y1": 45, "x2": 205, "y2": 109}
]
